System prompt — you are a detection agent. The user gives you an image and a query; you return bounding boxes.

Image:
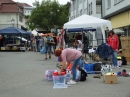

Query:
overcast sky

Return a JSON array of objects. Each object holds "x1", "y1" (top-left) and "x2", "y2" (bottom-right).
[{"x1": 13, "y1": 0, "x2": 70, "y2": 6}]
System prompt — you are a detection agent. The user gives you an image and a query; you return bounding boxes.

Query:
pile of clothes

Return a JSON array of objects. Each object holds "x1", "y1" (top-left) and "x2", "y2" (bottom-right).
[{"x1": 117, "y1": 69, "x2": 130, "y2": 77}]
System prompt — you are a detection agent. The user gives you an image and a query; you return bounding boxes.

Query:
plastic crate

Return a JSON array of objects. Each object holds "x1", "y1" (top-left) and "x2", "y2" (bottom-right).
[
  {"x1": 45, "y1": 70, "x2": 55, "y2": 81},
  {"x1": 53, "y1": 75, "x2": 66, "y2": 85},
  {"x1": 53, "y1": 75, "x2": 68, "y2": 89}
]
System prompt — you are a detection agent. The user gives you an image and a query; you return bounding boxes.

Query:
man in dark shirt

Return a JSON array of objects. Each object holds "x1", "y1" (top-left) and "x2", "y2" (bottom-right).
[
  {"x1": 82, "y1": 33, "x2": 89, "y2": 59},
  {"x1": 52, "y1": 33, "x2": 57, "y2": 53},
  {"x1": 35, "y1": 33, "x2": 40, "y2": 52}
]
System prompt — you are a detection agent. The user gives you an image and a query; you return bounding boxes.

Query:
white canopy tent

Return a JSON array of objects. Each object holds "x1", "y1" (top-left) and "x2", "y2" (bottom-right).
[
  {"x1": 64, "y1": 14, "x2": 112, "y2": 29},
  {"x1": 64, "y1": 14, "x2": 112, "y2": 46}
]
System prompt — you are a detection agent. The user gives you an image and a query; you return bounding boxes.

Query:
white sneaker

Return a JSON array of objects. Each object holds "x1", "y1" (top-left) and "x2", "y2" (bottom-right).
[
  {"x1": 67, "y1": 80, "x2": 76, "y2": 85},
  {"x1": 116, "y1": 66, "x2": 121, "y2": 69},
  {"x1": 112, "y1": 66, "x2": 115, "y2": 69}
]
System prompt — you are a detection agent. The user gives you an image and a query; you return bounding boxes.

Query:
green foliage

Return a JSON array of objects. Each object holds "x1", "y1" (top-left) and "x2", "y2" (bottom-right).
[{"x1": 29, "y1": 0, "x2": 69, "y2": 31}]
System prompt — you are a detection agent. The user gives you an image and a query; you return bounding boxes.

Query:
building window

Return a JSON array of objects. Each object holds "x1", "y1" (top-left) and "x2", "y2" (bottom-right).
[
  {"x1": 96, "y1": 0, "x2": 101, "y2": 14},
  {"x1": 80, "y1": 9, "x2": 82, "y2": 16},
  {"x1": 107, "y1": 0, "x2": 111, "y2": 8},
  {"x1": 73, "y1": 1, "x2": 76, "y2": 9},
  {"x1": 80, "y1": 0, "x2": 82, "y2": 4},
  {"x1": 19, "y1": 15, "x2": 23, "y2": 22},
  {"x1": 96, "y1": 5, "x2": 101, "y2": 14},
  {"x1": 89, "y1": 2, "x2": 92, "y2": 15},
  {"x1": 90, "y1": 2, "x2": 92, "y2": 14},
  {"x1": 7, "y1": 15, "x2": 11, "y2": 22},
  {"x1": 86, "y1": 8, "x2": 88, "y2": 14},
  {"x1": 114, "y1": 0, "x2": 124, "y2": 5},
  {"x1": 114, "y1": 0, "x2": 117, "y2": 4}
]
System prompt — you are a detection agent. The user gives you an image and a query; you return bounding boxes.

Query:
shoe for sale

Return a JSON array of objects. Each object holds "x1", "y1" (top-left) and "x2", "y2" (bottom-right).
[
  {"x1": 67, "y1": 80, "x2": 76, "y2": 85},
  {"x1": 112, "y1": 66, "x2": 115, "y2": 69},
  {"x1": 116, "y1": 66, "x2": 121, "y2": 69}
]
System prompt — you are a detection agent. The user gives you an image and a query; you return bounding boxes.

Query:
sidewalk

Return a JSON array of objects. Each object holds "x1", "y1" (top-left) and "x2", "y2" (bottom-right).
[{"x1": 0, "y1": 51, "x2": 130, "y2": 97}]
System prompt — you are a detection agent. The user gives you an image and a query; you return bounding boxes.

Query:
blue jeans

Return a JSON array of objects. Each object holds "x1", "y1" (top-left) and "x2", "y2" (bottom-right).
[
  {"x1": 45, "y1": 46, "x2": 51, "y2": 54},
  {"x1": 72, "y1": 56, "x2": 82, "y2": 81},
  {"x1": 112, "y1": 50, "x2": 118, "y2": 67}
]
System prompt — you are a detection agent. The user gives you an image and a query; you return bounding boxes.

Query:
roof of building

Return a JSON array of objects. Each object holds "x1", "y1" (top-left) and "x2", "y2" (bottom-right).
[
  {"x1": 0, "y1": 3, "x2": 20, "y2": 13},
  {"x1": 17, "y1": 2, "x2": 32, "y2": 8},
  {"x1": 0, "y1": 0, "x2": 31, "y2": 13},
  {"x1": 0, "y1": 0, "x2": 14, "y2": 4}
]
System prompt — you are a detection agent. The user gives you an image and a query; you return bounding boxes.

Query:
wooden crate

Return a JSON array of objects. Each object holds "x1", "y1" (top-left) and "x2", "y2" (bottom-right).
[{"x1": 126, "y1": 57, "x2": 130, "y2": 62}]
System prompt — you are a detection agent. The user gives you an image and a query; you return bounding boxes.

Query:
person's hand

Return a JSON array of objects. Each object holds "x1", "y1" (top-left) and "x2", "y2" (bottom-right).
[
  {"x1": 59, "y1": 69, "x2": 66, "y2": 73},
  {"x1": 58, "y1": 70, "x2": 62, "y2": 74},
  {"x1": 85, "y1": 62, "x2": 89, "y2": 64}
]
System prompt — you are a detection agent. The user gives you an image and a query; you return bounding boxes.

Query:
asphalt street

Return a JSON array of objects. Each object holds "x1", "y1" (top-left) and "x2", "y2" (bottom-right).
[{"x1": 0, "y1": 51, "x2": 130, "y2": 97}]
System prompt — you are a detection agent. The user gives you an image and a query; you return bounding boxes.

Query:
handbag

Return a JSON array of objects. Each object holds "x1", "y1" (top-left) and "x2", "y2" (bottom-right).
[{"x1": 41, "y1": 47, "x2": 45, "y2": 54}]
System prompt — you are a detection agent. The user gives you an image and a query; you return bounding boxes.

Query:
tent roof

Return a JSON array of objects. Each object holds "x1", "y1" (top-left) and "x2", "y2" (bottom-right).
[
  {"x1": 0, "y1": 27, "x2": 28, "y2": 34},
  {"x1": 113, "y1": 29, "x2": 124, "y2": 34},
  {"x1": 67, "y1": 27, "x2": 96, "y2": 32},
  {"x1": 64, "y1": 14, "x2": 112, "y2": 30},
  {"x1": 31, "y1": 30, "x2": 42, "y2": 36}
]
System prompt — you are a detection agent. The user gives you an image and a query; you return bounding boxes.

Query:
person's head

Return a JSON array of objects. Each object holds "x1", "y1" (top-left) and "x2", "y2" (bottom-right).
[
  {"x1": 75, "y1": 40, "x2": 79, "y2": 44},
  {"x1": 109, "y1": 30, "x2": 115, "y2": 36},
  {"x1": 55, "y1": 49, "x2": 62, "y2": 57}
]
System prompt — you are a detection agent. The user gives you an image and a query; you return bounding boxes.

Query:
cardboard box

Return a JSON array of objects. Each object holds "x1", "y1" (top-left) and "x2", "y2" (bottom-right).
[
  {"x1": 12, "y1": 47, "x2": 19, "y2": 50},
  {"x1": 121, "y1": 40, "x2": 130, "y2": 47},
  {"x1": 126, "y1": 57, "x2": 130, "y2": 62},
  {"x1": 120, "y1": 36, "x2": 130, "y2": 40},
  {"x1": 118, "y1": 53, "x2": 123, "y2": 56},
  {"x1": 103, "y1": 72, "x2": 118, "y2": 84},
  {"x1": 1, "y1": 47, "x2": 5, "y2": 50},
  {"x1": 5, "y1": 47, "x2": 10, "y2": 50},
  {"x1": 122, "y1": 48, "x2": 130, "y2": 52},
  {"x1": 122, "y1": 51, "x2": 130, "y2": 57}
]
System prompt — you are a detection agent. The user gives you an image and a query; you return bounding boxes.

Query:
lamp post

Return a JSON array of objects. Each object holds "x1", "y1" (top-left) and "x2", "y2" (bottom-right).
[{"x1": 11, "y1": 18, "x2": 15, "y2": 27}]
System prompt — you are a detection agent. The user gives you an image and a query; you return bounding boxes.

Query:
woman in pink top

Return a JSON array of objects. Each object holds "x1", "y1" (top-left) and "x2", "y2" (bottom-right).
[{"x1": 55, "y1": 48, "x2": 82, "y2": 84}]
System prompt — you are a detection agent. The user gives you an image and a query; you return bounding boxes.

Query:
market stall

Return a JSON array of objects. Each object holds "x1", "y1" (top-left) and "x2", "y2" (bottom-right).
[
  {"x1": 64, "y1": 14, "x2": 112, "y2": 46},
  {"x1": 0, "y1": 27, "x2": 29, "y2": 52}
]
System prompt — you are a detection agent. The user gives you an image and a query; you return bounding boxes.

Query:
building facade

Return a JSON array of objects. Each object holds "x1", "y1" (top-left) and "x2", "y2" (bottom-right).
[
  {"x1": 0, "y1": 0, "x2": 34, "y2": 30},
  {"x1": 69, "y1": 0, "x2": 101, "y2": 21},
  {"x1": 102, "y1": 0, "x2": 130, "y2": 36},
  {"x1": 24, "y1": 6, "x2": 35, "y2": 16}
]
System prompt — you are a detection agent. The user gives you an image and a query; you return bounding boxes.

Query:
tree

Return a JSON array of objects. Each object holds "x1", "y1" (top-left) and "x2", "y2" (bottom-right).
[{"x1": 29, "y1": 0, "x2": 69, "y2": 31}]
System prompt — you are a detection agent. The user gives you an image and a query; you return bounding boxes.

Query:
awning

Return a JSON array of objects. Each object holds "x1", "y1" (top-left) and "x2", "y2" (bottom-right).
[{"x1": 113, "y1": 29, "x2": 124, "y2": 34}]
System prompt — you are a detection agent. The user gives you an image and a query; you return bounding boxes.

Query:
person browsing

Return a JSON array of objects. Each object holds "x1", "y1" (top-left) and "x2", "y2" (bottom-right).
[{"x1": 55, "y1": 48, "x2": 82, "y2": 84}]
